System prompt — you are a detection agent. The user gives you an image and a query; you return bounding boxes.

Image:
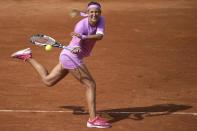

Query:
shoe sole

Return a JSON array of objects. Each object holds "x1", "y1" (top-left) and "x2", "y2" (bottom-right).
[
  {"x1": 11, "y1": 48, "x2": 31, "y2": 58},
  {"x1": 87, "y1": 123, "x2": 111, "y2": 128}
]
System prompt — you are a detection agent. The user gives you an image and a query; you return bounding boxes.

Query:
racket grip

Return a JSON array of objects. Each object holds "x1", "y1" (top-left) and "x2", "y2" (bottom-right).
[{"x1": 63, "y1": 46, "x2": 72, "y2": 51}]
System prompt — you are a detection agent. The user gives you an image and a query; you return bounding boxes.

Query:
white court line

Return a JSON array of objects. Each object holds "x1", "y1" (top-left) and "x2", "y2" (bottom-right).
[{"x1": 0, "y1": 110, "x2": 196, "y2": 116}]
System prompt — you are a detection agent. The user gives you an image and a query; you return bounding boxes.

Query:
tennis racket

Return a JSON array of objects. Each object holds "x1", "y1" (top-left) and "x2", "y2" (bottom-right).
[{"x1": 29, "y1": 34, "x2": 71, "y2": 51}]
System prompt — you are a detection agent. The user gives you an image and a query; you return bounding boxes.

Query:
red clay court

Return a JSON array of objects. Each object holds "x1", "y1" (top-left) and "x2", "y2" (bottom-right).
[{"x1": 0, "y1": 0, "x2": 197, "y2": 130}]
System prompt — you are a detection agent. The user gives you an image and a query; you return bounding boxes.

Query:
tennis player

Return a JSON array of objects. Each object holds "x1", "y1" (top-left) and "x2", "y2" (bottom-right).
[{"x1": 11, "y1": 1, "x2": 111, "y2": 128}]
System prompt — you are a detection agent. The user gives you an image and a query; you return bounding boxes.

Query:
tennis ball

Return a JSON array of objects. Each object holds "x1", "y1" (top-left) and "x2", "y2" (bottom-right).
[{"x1": 45, "y1": 45, "x2": 52, "y2": 51}]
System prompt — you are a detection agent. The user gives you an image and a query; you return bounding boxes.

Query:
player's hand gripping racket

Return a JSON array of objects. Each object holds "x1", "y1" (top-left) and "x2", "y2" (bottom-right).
[{"x1": 29, "y1": 34, "x2": 71, "y2": 51}]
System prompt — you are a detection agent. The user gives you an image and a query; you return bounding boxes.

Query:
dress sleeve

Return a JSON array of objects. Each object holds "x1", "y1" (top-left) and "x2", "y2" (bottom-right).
[{"x1": 96, "y1": 16, "x2": 105, "y2": 35}]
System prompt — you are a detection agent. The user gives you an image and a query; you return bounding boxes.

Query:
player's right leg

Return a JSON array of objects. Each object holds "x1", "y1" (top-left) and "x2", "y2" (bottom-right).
[
  {"x1": 28, "y1": 59, "x2": 68, "y2": 86},
  {"x1": 11, "y1": 48, "x2": 69, "y2": 86}
]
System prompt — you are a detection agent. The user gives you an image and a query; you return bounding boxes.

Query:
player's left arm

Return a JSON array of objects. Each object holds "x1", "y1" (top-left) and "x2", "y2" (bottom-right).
[
  {"x1": 71, "y1": 16, "x2": 105, "y2": 41},
  {"x1": 71, "y1": 32, "x2": 103, "y2": 40}
]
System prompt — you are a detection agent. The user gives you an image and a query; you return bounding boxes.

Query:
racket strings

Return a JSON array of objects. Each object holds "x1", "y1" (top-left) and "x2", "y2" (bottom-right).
[
  {"x1": 30, "y1": 34, "x2": 68, "y2": 49},
  {"x1": 35, "y1": 38, "x2": 48, "y2": 43},
  {"x1": 31, "y1": 36, "x2": 55, "y2": 46}
]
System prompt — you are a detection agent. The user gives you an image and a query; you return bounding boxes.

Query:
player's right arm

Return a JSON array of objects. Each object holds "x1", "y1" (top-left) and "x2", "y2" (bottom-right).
[{"x1": 69, "y1": 20, "x2": 85, "y2": 53}]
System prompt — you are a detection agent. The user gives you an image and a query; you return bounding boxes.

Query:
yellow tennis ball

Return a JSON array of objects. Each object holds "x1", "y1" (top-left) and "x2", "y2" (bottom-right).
[{"x1": 45, "y1": 45, "x2": 52, "y2": 51}]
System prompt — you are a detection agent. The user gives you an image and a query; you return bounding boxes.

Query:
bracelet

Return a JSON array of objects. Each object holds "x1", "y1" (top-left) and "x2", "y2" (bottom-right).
[{"x1": 81, "y1": 35, "x2": 87, "y2": 40}]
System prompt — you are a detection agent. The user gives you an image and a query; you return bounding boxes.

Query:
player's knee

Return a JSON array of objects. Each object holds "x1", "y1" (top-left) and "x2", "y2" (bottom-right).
[
  {"x1": 85, "y1": 80, "x2": 96, "y2": 89},
  {"x1": 44, "y1": 82, "x2": 53, "y2": 87},
  {"x1": 45, "y1": 82, "x2": 54, "y2": 87},
  {"x1": 42, "y1": 79, "x2": 54, "y2": 87},
  {"x1": 81, "y1": 76, "x2": 96, "y2": 87},
  {"x1": 90, "y1": 81, "x2": 96, "y2": 89}
]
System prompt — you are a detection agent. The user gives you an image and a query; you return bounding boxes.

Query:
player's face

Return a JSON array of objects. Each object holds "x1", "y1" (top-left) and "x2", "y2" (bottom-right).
[{"x1": 88, "y1": 8, "x2": 101, "y2": 25}]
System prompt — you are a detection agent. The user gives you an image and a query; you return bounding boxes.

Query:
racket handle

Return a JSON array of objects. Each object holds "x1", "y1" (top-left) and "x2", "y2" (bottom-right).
[
  {"x1": 62, "y1": 46, "x2": 72, "y2": 51},
  {"x1": 54, "y1": 41, "x2": 72, "y2": 51}
]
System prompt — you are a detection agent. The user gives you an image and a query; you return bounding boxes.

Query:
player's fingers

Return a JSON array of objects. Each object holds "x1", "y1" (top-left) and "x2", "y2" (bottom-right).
[
  {"x1": 69, "y1": 9, "x2": 79, "y2": 18},
  {"x1": 71, "y1": 47, "x2": 81, "y2": 54},
  {"x1": 71, "y1": 32, "x2": 78, "y2": 36},
  {"x1": 71, "y1": 48, "x2": 77, "y2": 54},
  {"x1": 71, "y1": 50, "x2": 76, "y2": 54},
  {"x1": 70, "y1": 32, "x2": 76, "y2": 37}
]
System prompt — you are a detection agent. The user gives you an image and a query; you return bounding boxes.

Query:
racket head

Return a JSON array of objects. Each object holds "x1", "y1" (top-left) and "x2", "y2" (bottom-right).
[{"x1": 30, "y1": 34, "x2": 56, "y2": 47}]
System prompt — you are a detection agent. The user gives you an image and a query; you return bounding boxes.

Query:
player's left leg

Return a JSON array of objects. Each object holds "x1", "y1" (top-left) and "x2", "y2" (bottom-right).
[
  {"x1": 69, "y1": 64, "x2": 96, "y2": 119},
  {"x1": 69, "y1": 64, "x2": 111, "y2": 128}
]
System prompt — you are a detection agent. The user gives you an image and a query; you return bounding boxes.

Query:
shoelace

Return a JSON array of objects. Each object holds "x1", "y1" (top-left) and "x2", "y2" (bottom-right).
[
  {"x1": 17, "y1": 54, "x2": 32, "y2": 62},
  {"x1": 89, "y1": 116, "x2": 108, "y2": 124}
]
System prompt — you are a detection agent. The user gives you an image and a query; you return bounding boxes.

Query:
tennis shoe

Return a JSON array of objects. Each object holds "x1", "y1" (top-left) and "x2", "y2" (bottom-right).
[
  {"x1": 11, "y1": 48, "x2": 32, "y2": 61},
  {"x1": 87, "y1": 116, "x2": 111, "y2": 128}
]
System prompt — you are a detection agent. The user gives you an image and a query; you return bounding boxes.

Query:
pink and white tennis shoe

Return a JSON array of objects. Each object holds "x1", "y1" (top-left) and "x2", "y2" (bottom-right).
[
  {"x1": 87, "y1": 116, "x2": 111, "y2": 128},
  {"x1": 11, "y1": 48, "x2": 32, "y2": 61}
]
